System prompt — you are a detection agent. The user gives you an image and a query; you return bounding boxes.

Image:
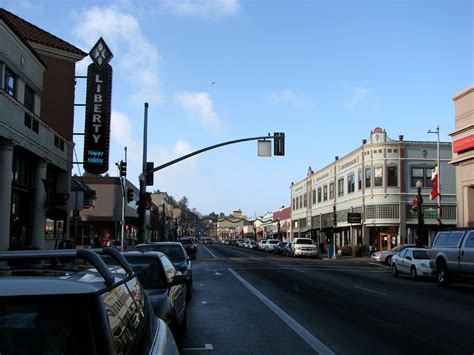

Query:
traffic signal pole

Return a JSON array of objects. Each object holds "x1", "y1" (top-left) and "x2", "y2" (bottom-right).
[
  {"x1": 137, "y1": 103, "x2": 148, "y2": 244},
  {"x1": 120, "y1": 147, "x2": 127, "y2": 251}
]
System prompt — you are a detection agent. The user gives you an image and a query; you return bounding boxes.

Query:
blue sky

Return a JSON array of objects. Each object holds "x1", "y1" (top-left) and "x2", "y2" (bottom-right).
[{"x1": 3, "y1": 0, "x2": 473, "y2": 217}]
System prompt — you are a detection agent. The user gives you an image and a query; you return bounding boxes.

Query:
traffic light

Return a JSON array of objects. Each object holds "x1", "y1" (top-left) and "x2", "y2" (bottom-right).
[
  {"x1": 119, "y1": 160, "x2": 127, "y2": 177},
  {"x1": 125, "y1": 224, "x2": 131, "y2": 231},
  {"x1": 127, "y1": 188, "x2": 134, "y2": 202},
  {"x1": 274, "y1": 132, "x2": 285, "y2": 156}
]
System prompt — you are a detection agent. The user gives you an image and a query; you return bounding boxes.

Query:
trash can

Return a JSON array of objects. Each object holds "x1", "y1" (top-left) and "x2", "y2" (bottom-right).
[{"x1": 327, "y1": 245, "x2": 334, "y2": 258}]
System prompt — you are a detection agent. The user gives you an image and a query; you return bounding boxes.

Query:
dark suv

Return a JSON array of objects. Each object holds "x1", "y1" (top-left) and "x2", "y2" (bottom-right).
[{"x1": 0, "y1": 248, "x2": 179, "y2": 355}]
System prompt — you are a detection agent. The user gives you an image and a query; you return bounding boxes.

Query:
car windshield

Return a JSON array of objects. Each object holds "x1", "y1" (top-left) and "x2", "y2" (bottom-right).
[
  {"x1": 180, "y1": 239, "x2": 192, "y2": 245},
  {"x1": 124, "y1": 256, "x2": 167, "y2": 289},
  {"x1": 297, "y1": 239, "x2": 313, "y2": 244},
  {"x1": 413, "y1": 250, "x2": 431, "y2": 260},
  {"x1": 136, "y1": 245, "x2": 186, "y2": 263},
  {"x1": 0, "y1": 299, "x2": 94, "y2": 355}
]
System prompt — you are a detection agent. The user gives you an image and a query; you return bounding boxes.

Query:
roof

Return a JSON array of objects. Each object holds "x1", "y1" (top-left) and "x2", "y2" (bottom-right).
[{"x1": 0, "y1": 8, "x2": 86, "y2": 57}]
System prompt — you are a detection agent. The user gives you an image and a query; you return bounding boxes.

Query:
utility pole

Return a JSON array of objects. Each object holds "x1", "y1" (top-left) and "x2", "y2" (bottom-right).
[
  {"x1": 120, "y1": 147, "x2": 127, "y2": 251},
  {"x1": 137, "y1": 103, "x2": 148, "y2": 244}
]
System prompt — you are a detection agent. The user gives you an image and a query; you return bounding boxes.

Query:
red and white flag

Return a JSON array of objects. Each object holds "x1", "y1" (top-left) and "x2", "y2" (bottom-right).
[{"x1": 430, "y1": 162, "x2": 439, "y2": 201}]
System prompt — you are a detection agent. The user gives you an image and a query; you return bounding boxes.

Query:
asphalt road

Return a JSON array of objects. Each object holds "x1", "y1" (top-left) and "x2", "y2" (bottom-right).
[{"x1": 181, "y1": 244, "x2": 474, "y2": 355}]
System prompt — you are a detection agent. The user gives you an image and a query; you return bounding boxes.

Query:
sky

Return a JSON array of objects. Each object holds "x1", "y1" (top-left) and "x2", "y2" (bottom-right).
[{"x1": 2, "y1": 0, "x2": 473, "y2": 217}]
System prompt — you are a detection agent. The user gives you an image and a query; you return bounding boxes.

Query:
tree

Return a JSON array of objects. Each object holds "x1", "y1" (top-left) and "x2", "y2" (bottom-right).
[{"x1": 178, "y1": 196, "x2": 189, "y2": 211}]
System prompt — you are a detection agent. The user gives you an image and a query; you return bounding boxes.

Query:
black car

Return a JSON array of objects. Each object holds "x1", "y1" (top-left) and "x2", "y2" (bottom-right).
[
  {"x1": 273, "y1": 242, "x2": 287, "y2": 255},
  {"x1": 0, "y1": 248, "x2": 179, "y2": 355},
  {"x1": 136, "y1": 242, "x2": 193, "y2": 301},
  {"x1": 121, "y1": 251, "x2": 187, "y2": 339},
  {"x1": 178, "y1": 237, "x2": 197, "y2": 258}
]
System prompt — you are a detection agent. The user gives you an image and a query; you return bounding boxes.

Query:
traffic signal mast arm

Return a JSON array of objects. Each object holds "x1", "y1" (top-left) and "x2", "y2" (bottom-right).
[{"x1": 148, "y1": 133, "x2": 284, "y2": 175}]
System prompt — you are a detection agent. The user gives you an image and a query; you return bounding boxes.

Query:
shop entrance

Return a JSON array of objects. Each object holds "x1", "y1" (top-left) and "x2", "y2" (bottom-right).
[{"x1": 377, "y1": 233, "x2": 396, "y2": 251}]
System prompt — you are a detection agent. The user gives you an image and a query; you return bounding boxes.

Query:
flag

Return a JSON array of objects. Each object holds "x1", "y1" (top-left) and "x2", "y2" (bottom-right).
[{"x1": 430, "y1": 162, "x2": 439, "y2": 201}]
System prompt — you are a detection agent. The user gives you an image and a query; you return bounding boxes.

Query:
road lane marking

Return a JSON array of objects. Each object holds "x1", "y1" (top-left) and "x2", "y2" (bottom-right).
[
  {"x1": 182, "y1": 344, "x2": 214, "y2": 351},
  {"x1": 228, "y1": 268, "x2": 335, "y2": 355},
  {"x1": 353, "y1": 285, "x2": 387, "y2": 296},
  {"x1": 202, "y1": 245, "x2": 218, "y2": 259},
  {"x1": 201, "y1": 301, "x2": 207, "y2": 304},
  {"x1": 369, "y1": 262, "x2": 389, "y2": 268},
  {"x1": 294, "y1": 268, "x2": 306, "y2": 273}
]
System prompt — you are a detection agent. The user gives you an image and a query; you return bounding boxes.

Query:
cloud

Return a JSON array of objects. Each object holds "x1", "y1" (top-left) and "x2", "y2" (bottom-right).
[
  {"x1": 161, "y1": 0, "x2": 239, "y2": 17},
  {"x1": 265, "y1": 90, "x2": 313, "y2": 108},
  {"x1": 73, "y1": 6, "x2": 163, "y2": 105},
  {"x1": 176, "y1": 91, "x2": 223, "y2": 131},
  {"x1": 344, "y1": 85, "x2": 371, "y2": 110}
]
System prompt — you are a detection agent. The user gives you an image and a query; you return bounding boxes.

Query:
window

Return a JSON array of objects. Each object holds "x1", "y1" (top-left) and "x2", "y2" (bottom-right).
[
  {"x1": 303, "y1": 193, "x2": 307, "y2": 208},
  {"x1": 312, "y1": 189, "x2": 316, "y2": 204},
  {"x1": 323, "y1": 185, "x2": 328, "y2": 201},
  {"x1": 329, "y1": 183, "x2": 334, "y2": 199},
  {"x1": 387, "y1": 166, "x2": 398, "y2": 187},
  {"x1": 434, "y1": 232, "x2": 449, "y2": 246},
  {"x1": 465, "y1": 231, "x2": 474, "y2": 248},
  {"x1": 160, "y1": 254, "x2": 177, "y2": 283},
  {"x1": 374, "y1": 167, "x2": 383, "y2": 187},
  {"x1": 299, "y1": 195, "x2": 302, "y2": 209},
  {"x1": 292, "y1": 198, "x2": 296, "y2": 210},
  {"x1": 317, "y1": 188, "x2": 322, "y2": 203},
  {"x1": 337, "y1": 178, "x2": 344, "y2": 197},
  {"x1": 358, "y1": 170, "x2": 362, "y2": 190},
  {"x1": 24, "y1": 85, "x2": 35, "y2": 111},
  {"x1": 4, "y1": 68, "x2": 16, "y2": 97},
  {"x1": 446, "y1": 232, "x2": 464, "y2": 247},
  {"x1": 411, "y1": 167, "x2": 434, "y2": 187},
  {"x1": 347, "y1": 174, "x2": 355, "y2": 193},
  {"x1": 365, "y1": 168, "x2": 371, "y2": 188}
]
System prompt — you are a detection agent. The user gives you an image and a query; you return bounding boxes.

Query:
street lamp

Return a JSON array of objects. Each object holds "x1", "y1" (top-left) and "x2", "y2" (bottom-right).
[{"x1": 416, "y1": 179, "x2": 424, "y2": 247}]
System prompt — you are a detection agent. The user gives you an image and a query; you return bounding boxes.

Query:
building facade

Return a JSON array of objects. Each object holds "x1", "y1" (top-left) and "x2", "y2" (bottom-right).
[
  {"x1": 291, "y1": 128, "x2": 457, "y2": 253},
  {"x1": 450, "y1": 85, "x2": 474, "y2": 227},
  {"x1": 0, "y1": 9, "x2": 86, "y2": 250}
]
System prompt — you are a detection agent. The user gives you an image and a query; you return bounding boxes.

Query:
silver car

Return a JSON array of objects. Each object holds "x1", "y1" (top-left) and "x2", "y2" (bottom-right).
[{"x1": 371, "y1": 244, "x2": 419, "y2": 264}]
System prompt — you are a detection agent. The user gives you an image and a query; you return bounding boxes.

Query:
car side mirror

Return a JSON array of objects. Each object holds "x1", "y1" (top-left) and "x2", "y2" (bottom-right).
[
  {"x1": 406, "y1": 256, "x2": 412, "y2": 260},
  {"x1": 169, "y1": 274, "x2": 187, "y2": 287}
]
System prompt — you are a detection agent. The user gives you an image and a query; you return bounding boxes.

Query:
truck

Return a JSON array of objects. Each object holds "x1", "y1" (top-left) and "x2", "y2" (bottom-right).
[{"x1": 429, "y1": 229, "x2": 474, "y2": 286}]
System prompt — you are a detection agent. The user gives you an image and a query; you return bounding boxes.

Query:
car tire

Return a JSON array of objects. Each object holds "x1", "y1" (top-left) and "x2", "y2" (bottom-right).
[
  {"x1": 392, "y1": 264, "x2": 399, "y2": 277},
  {"x1": 410, "y1": 266, "x2": 417, "y2": 280},
  {"x1": 437, "y1": 263, "x2": 450, "y2": 287}
]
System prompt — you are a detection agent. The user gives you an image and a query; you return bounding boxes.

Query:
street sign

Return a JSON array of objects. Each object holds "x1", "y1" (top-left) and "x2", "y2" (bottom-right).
[
  {"x1": 347, "y1": 212, "x2": 362, "y2": 224},
  {"x1": 425, "y1": 208, "x2": 438, "y2": 215}
]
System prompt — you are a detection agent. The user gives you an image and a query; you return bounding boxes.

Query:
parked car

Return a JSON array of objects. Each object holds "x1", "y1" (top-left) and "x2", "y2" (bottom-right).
[
  {"x1": 248, "y1": 240, "x2": 257, "y2": 250},
  {"x1": 0, "y1": 248, "x2": 179, "y2": 355},
  {"x1": 391, "y1": 248, "x2": 433, "y2": 280},
  {"x1": 257, "y1": 240, "x2": 267, "y2": 251},
  {"x1": 430, "y1": 229, "x2": 474, "y2": 286},
  {"x1": 273, "y1": 242, "x2": 288, "y2": 255},
  {"x1": 136, "y1": 242, "x2": 193, "y2": 301},
  {"x1": 371, "y1": 244, "x2": 420, "y2": 264},
  {"x1": 178, "y1": 237, "x2": 197, "y2": 259},
  {"x1": 281, "y1": 242, "x2": 294, "y2": 257},
  {"x1": 291, "y1": 238, "x2": 318, "y2": 258},
  {"x1": 121, "y1": 251, "x2": 187, "y2": 339},
  {"x1": 265, "y1": 239, "x2": 280, "y2": 252}
]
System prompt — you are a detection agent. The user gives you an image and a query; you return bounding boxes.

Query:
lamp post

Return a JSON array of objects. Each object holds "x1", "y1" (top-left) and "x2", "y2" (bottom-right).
[{"x1": 416, "y1": 179, "x2": 424, "y2": 247}]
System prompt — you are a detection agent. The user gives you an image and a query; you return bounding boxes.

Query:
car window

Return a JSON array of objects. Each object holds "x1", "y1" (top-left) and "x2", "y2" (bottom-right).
[
  {"x1": 160, "y1": 254, "x2": 177, "y2": 283},
  {"x1": 124, "y1": 256, "x2": 167, "y2": 289},
  {"x1": 398, "y1": 249, "x2": 407, "y2": 258},
  {"x1": 0, "y1": 299, "x2": 94, "y2": 355},
  {"x1": 138, "y1": 244, "x2": 186, "y2": 262},
  {"x1": 413, "y1": 250, "x2": 431, "y2": 259},
  {"x1": 296, "y1": 239, "x2": 313, "y2": 244},
  {"x1": 464, "y1": 231, "x2": 474, "y2": 248},
  {"x1": 405, "y1": 249, "x2": 413, "y2": 259},
  {"x1": 102, "y1": 284, "x2": 141, "y2": 354},
  {"x1": 446, "y1": 232, "x2": 464, "y2": 247},
  {"x1": 434, "y1": 232, "x2": 449, "y2": 246}
]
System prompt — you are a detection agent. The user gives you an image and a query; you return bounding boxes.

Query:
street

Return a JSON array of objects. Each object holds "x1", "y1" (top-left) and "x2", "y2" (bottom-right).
[{"x1": 182, "y1": 244, "x2": 474, "y2": 355}]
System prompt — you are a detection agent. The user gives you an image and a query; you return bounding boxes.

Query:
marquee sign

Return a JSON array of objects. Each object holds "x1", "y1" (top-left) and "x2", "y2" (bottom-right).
[{"x1": 83, "y1": 38, "x2": 113, "y2": 174}]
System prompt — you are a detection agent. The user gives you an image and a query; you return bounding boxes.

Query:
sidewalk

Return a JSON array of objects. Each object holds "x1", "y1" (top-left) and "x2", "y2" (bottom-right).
[{"x1": 320, "y1": 255, "x2": 372, "y2": 263}]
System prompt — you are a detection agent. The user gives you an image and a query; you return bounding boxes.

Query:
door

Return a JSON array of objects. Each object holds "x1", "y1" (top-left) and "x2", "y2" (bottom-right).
[
  {"x1": 379, "y1": 233, "x2": 391, "y2": 251},
  {"x1": 460, "y1": 230, "x2": 474, "y2": 275}
]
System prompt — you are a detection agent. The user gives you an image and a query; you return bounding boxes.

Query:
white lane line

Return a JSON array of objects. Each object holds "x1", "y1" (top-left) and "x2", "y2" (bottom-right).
[
  {"x1": 228, "y1": 268, "x2": 335, "y2": 355},
  {"x1": 202, "y1": 245, "x2": 218, "y2": 259},
  {"x1": 294, "y1": 268, "x2": 306, "y2": 273},
  {"x1": 369, "y1": 262, "x2": 388, "y2": 268},
  {"x1": 182, "y1": 343, "x2": 214, "y2": 351},
  {"x1": 353, "y1": 285, "x2": 387, "y2": 296}
]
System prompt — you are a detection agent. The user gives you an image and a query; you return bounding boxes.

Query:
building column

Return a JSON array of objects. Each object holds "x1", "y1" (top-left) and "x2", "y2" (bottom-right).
[
  {"x1": 31, "y1": 159, "x2": 48, "y2": 249},
  {"x1": 0, "y1": 141, "x2": 14, "y2": 250}
]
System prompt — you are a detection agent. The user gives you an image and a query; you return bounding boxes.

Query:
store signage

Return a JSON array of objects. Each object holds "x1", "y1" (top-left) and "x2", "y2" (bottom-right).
[
  {"x1": 83, "y1": 38, "x2": 113, "y2": 174},
  {"x1": 347, "y1": 212, "x2": 362, "y2": 224},
  {"x1": 453, "y1": 134, "x2": 474, "y2": 153}
]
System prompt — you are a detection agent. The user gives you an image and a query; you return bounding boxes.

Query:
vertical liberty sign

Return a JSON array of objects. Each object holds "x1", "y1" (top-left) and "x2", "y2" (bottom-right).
[{"x1": 83, "y1": 37, "x2": 113, "y2": 174}]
